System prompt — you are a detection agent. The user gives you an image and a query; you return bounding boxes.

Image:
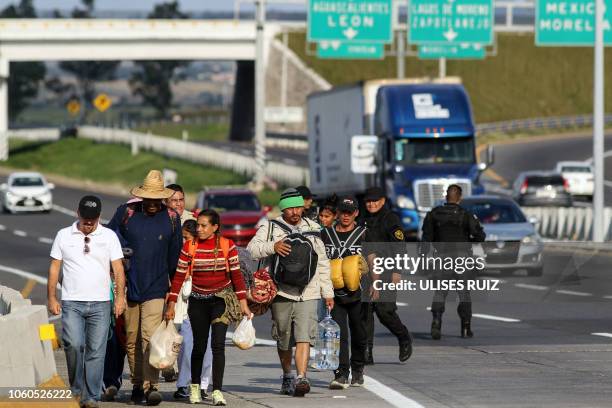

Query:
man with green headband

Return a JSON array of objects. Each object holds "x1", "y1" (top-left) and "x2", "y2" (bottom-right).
[{"x1": 248, "y1": 188, "x2": 334, "y2": 398}]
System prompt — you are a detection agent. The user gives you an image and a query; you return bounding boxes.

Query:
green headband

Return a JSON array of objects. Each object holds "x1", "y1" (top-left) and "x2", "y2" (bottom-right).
[{"x1": 279, "y1": 196, "x2": 305, "y2": 211}]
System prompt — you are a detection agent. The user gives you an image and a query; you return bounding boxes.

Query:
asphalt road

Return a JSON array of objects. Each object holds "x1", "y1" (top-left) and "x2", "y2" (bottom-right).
[{"x1": 3, "y1": 133, "x2": 612, "y2": 406}]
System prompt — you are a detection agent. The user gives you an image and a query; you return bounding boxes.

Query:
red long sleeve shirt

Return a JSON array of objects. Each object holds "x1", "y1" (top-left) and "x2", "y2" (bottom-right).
[{"x1": 168, "y1": 236, "x2": 247, "y2": 303}]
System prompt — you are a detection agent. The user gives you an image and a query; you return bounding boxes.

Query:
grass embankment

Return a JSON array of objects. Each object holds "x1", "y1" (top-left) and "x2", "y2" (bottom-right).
[
  {"x1": 4, "y1": 139, "x2": 283, "y2": 207},
  {"x1": 288, "y1": 32, "x2": 612, "y2": 124},
  {"x1": 134, "y1": 122, "x2": 230, "y2": 143}
]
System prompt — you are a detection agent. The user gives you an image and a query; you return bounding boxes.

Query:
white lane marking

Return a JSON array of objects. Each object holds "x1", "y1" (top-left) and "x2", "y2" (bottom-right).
[
  {"x1": 603, "y1": 295, "x2": 612, "y2": 300},
  {"x1": 396, "y1": 302, "x2": 409, "y2": 307},
  {"x1": 0, "y1": 224, "x2": 6, "y2": 231},
  {"x1": 592, "y1": 332, "x2": 612, "y2": 338},
  {"x1": 515, "y1": 283, "x2": 549, "y2": 291},
  {"x1": 0, "y1": 264, "x2": 49, "y2": 285},
  {"x1": 13, "y1": 230, "x2": 27, "y2": 237},
  {"x1": 38, "y1": 237, "x2": 54, "y2": 245},
  {"x1": 555, "y1": 289, "x2": 593, "y2": 297},
  {"x1": 472, "y1": 313, "x2": 521, "y2": 323},
  {"x1": 53, "y1": 204, "x2": 109, "y2": 223},
  {"x1": 364, "y1": 375, "x2": 425, "y2": 408}
]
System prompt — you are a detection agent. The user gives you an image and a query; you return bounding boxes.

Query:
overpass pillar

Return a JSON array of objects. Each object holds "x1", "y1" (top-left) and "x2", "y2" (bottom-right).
[
  {"x1": 229, "y1": 60, "x2": 255, "y2": 142},
  {"x1": 0, "y1": 58, "x2": 8, "y2": 161}
]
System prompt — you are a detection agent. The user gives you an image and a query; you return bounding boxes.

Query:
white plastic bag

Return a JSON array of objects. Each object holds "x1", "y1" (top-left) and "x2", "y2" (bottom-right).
[
  {"x1": 232, "y1": 317, "x2": 256, "y2": 350},
  {"x1": 181, "y1": 277, "x2": 192, "y2": 300},
  {"x1": 149, "y1": 321, "x2": 183, "y2": 369}
]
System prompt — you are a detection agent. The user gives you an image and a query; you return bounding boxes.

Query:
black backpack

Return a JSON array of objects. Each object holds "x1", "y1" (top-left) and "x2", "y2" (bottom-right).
[{"x1": 269, "y1": 220, "x2": 319, "y2": 291}]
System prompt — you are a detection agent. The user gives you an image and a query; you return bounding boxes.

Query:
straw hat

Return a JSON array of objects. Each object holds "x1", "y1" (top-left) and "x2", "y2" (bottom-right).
[{"x1": 131, "y1": 170, "x2": 174, "y2": 199}]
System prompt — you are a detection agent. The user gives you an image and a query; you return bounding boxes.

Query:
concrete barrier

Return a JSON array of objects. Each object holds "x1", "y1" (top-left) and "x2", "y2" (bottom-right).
[
  {"x1": 0, "y1": 285, "x2": 57, "y2": 391},
  {"x1": 522, "y1": 206, "x2": 612, "y2": 241}
]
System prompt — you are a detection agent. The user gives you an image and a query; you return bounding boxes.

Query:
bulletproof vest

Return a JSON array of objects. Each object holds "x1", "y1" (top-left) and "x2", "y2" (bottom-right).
[{"x1": 431, "y1": 204, "x2": 469, "y2": 242}]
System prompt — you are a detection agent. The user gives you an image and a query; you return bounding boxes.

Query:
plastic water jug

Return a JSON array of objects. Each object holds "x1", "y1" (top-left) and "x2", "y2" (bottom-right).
[{"x1": 313, "y1": 309, "x2": 340, "y2": 370}]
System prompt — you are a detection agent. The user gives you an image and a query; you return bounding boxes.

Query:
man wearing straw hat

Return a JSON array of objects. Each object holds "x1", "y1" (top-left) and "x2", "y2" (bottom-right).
[{"x1": 107, "y1": 170, "x2": 182, "y2": 406}]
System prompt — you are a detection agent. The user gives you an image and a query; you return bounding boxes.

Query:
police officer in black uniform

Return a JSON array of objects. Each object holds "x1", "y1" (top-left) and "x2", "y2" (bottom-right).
[
  {"x1": 421, "y1": 184, "x2": 485, "y2": 340},
  {"x1": 361, "y1": 187, "x2": 412, "y2": 364}
]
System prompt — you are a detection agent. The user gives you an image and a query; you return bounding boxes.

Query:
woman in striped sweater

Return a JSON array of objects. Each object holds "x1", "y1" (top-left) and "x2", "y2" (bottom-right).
[{"x1": 165, "y1": 209, "x2": 251, "y2": 406}]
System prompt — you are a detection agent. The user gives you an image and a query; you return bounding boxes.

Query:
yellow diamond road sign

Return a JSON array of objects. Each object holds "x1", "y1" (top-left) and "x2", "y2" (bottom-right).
[
  {"x1": 66, "y1": 100, "x2": 81, "y2": 116},
  {"x1": 93, "y1": 93, "x2": 112, "y2": 112}
]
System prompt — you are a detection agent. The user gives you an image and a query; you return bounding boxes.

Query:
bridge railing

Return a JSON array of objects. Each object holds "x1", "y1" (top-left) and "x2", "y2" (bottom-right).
[{"x1": 522, "y1": 206, "x2": 612, "y2": 241}]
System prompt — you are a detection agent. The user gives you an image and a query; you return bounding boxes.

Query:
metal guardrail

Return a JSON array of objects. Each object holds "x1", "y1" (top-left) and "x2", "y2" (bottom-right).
[
  {"x1": 77, "y1": 126, "x2": 309, "y2": 186},
  {"x1": 522, "y1": 206, "x2": 612, "y2": 241},
  {"x1": 476, "y1": 114, "x2": 612, "y2": 135}
]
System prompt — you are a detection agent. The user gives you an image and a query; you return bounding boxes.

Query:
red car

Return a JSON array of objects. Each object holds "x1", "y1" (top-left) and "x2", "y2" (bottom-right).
[{"x1": 195, "y1": 188, "x2": 271, "y2": 247}]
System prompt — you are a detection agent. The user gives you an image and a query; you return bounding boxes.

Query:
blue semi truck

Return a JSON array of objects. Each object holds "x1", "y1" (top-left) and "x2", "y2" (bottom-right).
[{"x1": 307, "y1": 78, "x2": 494, "y2": 237}]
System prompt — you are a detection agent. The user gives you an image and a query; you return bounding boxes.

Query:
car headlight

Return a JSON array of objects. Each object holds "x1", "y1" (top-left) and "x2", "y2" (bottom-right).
[
  {"x1": 522, "y1": 234, "x2": 541, "y2": 244},
  {"x1": 5, "y1": 191, "x2": 16, "y2": 201},
  {"x1": 397, "y1": 195, "x2": 416, "y2": 210}
]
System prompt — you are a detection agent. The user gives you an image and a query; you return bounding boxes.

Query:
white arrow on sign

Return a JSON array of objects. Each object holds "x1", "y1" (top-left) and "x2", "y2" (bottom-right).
[
  {"x1": 331, "y1": 40, "x2": 341, "y2": 50},
  {"x1": 444, "y1": 27, "x2": 458, "y2": 42},
  {"x1": 343, "y1": 27, "x2": 358, "y2": 40},
  {"x1": 320, "y1": 41, "x2": 330, "y2": 50}
]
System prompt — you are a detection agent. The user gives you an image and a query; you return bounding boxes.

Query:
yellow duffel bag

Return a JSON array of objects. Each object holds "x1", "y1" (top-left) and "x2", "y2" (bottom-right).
[
  {"x1": 330, "y1": 258, "x2": 345, "y2": 289},
  {"x1": 341, "y1": 254, "x2": 369, "y2": 292}
]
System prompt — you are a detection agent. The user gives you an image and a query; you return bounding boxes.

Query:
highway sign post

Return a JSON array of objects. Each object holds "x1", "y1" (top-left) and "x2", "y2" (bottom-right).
[
  {"x1": 317, "y1": 40, "x2": 385, "y2": 58},
  {"x1": 536, "y1": 0, "x2": 612, "y2": 45},
  {"x1": 308, "y1": 0, "x2": 393, "y2": 43},
  {"x1": 418, "y1": 43, "x2": 487, "y2": 59},
  {"x1": 408, "y1": 0, "x2": 494, "y2": 45},
  {"x1": 535, "y1": 0, "x2": 608, "y2": 241}
]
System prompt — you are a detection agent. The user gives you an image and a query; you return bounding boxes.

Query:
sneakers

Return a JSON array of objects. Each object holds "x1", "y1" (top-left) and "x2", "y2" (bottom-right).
[
  {"x1": 329, "y1": 372, "x2": 350, "y2": 390},
  {"x1": 293, "y1": 376, "x2": 311, "y2": 397},
  {"x1": 174, "y1": 386, "x2": 190, "y2": 400},
  {"x1": 81, "y1": 401, "x2": 99, "y2": 408},
  {"x1": 189, "y1": 384, "x2": 202, "y2": 404},
  {"x1": 101, "y1": 385, "x2": 118, "y2": 402},
  {"x1": 201, "y1": 389, "x2": 209, "y2": 400},
  {"x1": 128, "y1": 386, "x2": 144, "y2": 405},
  {"x1": 145, "y1": 386, "x2": 162, "y2": 406},
  {"x1": 351, "y1": 371, "x2": 364, "y2": 387},
  {"x1": 211, "y1": 390, "x2": 226, "y2": 406},
  {"x1": 280, "y1": 374, "x2": 295, "y2": 395}
]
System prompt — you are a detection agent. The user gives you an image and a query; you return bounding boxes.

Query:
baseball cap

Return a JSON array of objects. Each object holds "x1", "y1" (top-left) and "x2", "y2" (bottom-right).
[
  {"x1": 338, "y1": 196, "x2": 358, "y2": 212},
  {"x1": 364, "y1": 187, "x2": 385, "y2": 201},
  {"x1": 295, "y1": 185, "x2": 315, "y2": 199},
  {"x1": 78, "y1": 195, "x2": 102, "y2": 219}
]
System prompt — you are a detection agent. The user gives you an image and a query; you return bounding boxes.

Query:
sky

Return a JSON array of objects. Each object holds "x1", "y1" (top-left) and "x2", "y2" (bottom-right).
[{"x1": 0, "y1": 0, "x2": 271, "y2": 12}]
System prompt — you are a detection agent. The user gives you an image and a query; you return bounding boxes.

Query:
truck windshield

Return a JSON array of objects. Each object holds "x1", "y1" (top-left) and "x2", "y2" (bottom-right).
[{"x1": 395, "y1": 136, "x2": 475, "y2": 165}]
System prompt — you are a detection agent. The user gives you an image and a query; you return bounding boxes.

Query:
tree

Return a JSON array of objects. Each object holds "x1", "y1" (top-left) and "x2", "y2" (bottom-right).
[
  {"x1": 1, "y1": 0, "x2": 46, "y2": 121},
  {"x1": 49, "y1": 0, "x2": 119, "y2": 122},
  {"x1": 129, "y1": 1, "x2": 191, "y2": 119}
]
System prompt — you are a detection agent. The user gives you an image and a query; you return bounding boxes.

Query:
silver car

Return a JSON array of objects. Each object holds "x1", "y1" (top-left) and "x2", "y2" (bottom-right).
[
  {"x1": 0, "y1": 172, "x2": 54, "y2": 213},
  {"x1": 461, "y1": 196, "x2": 544, "y2": 276}
]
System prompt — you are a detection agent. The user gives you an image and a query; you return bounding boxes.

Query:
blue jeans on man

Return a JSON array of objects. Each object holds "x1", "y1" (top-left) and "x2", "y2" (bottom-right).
[{"x1": 62, "y1": 300, "x2": 111, "y2": 404}]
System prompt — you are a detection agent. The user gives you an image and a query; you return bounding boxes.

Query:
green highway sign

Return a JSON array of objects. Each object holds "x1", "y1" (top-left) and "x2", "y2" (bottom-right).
[
  {"x1": 536, "y1": 0, "x2": 612, "y2": 45},
  {"x1": 408, "y1": 0, "x2": 494, "y2": 45},
  {"x1": 418, "y1": 43, "x2": 487, "y2": 59},
  {"x1": 317, "y1": 40, "x2": 385, "y2": 59},
  {"x1": 308, "y1": 0, "x2": 393, "y2": 43}
]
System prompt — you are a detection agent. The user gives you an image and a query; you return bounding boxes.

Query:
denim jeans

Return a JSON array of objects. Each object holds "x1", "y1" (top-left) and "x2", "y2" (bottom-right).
[
  {"x1": 176, "y1": 317, "x2": 212, "y2": 389},
  {"x1": 62, "y1": 300, "x2": 111, "y2": 403}
]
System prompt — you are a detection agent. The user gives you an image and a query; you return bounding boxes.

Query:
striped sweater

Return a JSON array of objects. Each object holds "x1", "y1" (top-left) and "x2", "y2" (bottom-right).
[{"x1": 168, "y1": 236, "x2": 247, "y2": 303}]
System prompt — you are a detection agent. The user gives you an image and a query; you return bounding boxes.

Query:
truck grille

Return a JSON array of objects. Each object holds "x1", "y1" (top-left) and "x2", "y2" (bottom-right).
[{"x1": 414, "y1": 179, "x2": 472, "y2": 211}]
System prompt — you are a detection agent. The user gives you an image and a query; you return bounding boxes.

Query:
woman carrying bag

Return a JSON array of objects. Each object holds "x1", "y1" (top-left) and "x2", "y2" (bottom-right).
[{"x1": 165, "y1": 209, "x2": 252, "y2": 406}]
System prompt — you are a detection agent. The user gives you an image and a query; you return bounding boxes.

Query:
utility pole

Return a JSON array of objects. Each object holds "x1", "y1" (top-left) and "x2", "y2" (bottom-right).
[
  {"x1": 592, "y1": 0, "x2": 605, "y2": 242},
  {"x1": 254, "y1": 0, "x2": 267, "y2": 189},
  {"x1": 396, "y1": 29, "x2": 405, "y2": 79}
]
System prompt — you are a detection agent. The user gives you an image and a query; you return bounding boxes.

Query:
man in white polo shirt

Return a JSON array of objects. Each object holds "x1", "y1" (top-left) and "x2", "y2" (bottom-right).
[{"x1": 47, "y1": 195, "x2": 126, "y2": 408}]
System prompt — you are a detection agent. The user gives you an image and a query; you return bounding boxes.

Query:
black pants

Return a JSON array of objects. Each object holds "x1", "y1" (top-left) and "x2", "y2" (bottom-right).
[
  {"x1": 362, "y1": 302, "x2": 411, "y2": 348},
  {"x1": 188, "y1": 297, "x2": 228, "y2": 390},
  {"x1": 331, "y1": 300, "x2": 366, "y2": 376},
  {"x1": 431, "y1": 288, "x2": 472, "y2": 320}
]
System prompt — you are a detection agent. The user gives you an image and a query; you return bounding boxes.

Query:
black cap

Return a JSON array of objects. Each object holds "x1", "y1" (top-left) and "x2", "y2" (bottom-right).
[
  {"x1": 364, "y1": 187, "x2": 385, "y2": 201},
  {"x1": 295, "y1": 185, "x2": 314, "y2": 199},
  {"x1": 338, "y1": 196, "x2": 358, "y2": 212},
  {"x1": 78, "y1": 195, "x2": 102, "y2": 219}
]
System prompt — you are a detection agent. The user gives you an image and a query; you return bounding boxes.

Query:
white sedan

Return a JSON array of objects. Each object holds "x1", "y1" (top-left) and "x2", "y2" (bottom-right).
[
  {"x1": 0, "y1": 172, "x2": 54, "y2": 213},
  {"x1": 554, "y1": 161, "x2": 594, "y2": 200}
]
